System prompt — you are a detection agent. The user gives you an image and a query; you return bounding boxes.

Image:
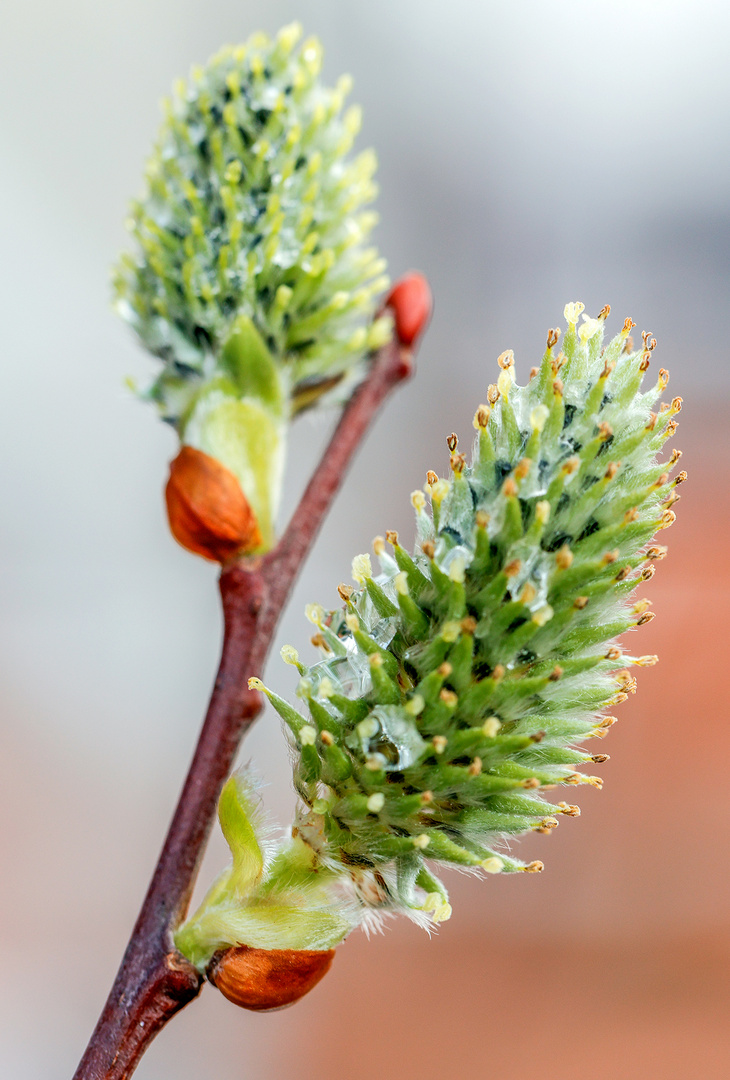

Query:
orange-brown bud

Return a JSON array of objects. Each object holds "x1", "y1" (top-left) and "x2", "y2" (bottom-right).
[
  {"x1": 385, "y1": 272, "x2": 433, "y2": 346},
  {"x1": 165, "y1": 446, "x2": 262, "y2": 563},
  {"x1": 208, "y1": 944, "x2": 335, "y2": 1012}
]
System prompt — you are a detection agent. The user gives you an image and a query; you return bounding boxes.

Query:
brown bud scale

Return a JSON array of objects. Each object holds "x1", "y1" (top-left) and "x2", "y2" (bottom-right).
[{"x1": 208, "y1": 944, "x2": 335, "y2": 1012}]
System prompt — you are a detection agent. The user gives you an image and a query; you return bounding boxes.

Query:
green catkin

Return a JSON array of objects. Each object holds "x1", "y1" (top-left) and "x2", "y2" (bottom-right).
[
  {"x1": 115, "y1": 24, "x2": 391, "y2": 552},
  {"x1": 177, "y1": 303, "x2": 682, "y2": 967},
  {"x1": 115, "y1": 25, "x2": 388, "y2": 421}
]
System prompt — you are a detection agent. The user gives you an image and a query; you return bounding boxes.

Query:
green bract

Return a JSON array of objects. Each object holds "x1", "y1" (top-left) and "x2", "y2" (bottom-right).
[
  {"x1": 177, "y1": 303, "x2": 683, "y2": 965},
  {"x1": 114, "y1": 23, "x2": 390, "y2": 547}
]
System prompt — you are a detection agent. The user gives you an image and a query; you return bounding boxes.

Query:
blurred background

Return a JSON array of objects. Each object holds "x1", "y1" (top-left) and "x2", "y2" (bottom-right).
[{"x1": 1, "y1": 1, "x2": 729, "y2": 1077}]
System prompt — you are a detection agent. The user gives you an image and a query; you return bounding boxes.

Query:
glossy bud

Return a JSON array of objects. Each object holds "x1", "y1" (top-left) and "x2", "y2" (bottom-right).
[
  {"x1": 386, "y1": 272, "x2": 432, "y2": 346},
  {"x1": 165, "y1": 446, "x2": 262, "y2": 562},
  {"x1": 207, "y1": 944, "x2": 335, "y2": 1011}
]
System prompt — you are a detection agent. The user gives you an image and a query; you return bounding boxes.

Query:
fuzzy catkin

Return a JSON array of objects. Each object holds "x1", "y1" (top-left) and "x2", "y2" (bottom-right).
[
  {"x1": 262, "y1": 305, "x2": 681, "y2": 912},
  {"x1": 113, "y1": 23, "x2": 390, "y2": 427}
]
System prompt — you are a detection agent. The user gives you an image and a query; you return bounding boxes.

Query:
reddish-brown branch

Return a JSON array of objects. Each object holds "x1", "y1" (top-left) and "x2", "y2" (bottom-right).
[{"x1": 73, "y1": 334, "x2": 418, "y2": 1080}]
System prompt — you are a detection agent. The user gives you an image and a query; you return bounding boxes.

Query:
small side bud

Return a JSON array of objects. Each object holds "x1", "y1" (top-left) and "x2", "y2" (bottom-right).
[
  {"x1": 208, "y1": 945, "x2": 335, "y2": 1012},
  {"x1": 385, "y1": 272, "x2": 432, "y2": 346},
  {"x1": 165, "y1": 446, "x2": 262, "y2": 562}
]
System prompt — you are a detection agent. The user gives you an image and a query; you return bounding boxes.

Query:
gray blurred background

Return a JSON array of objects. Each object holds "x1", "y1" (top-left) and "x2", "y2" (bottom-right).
[{"x1": 1, "y1": 2, "x2": 729, "y2": 1077}]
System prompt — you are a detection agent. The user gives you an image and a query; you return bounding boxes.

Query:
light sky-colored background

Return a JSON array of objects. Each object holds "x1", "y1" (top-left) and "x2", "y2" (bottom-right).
[{"x1": 1, "y1": 2, "x2": 729, "y2": 1077}]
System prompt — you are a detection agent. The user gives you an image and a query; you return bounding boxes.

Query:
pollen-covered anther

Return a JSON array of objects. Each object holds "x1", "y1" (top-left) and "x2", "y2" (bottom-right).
[
  {"x1": 502, "y1": 477, "x2": 518, "y2": 497},
  {"x1": 438, "y1": 691, "x2": 457, "y2": 709},
  {"x1": 640, "y1": 354, "x2": 651, "y2": 373},
  {"x1": 406, "y1": 694, "x2": 425, "y2": 716},
  {"x1": 366, "y1": 793, "x2": 385, "y2": 814},
  {"x1": 520, "y1": 583, "x2": 537, "y2": 605},
  {"x1": 658, "y1": 369, "x2": 669, "y2": 391},
  {"x1": 481, "y1": 857, "x2": 504, "y2": 874},
  {"x1": 558, "y1": 802, "x2": 581, "y2": 817},
  {"x1": 310, "y1": 633, "x2": 330, "y2": 651},
  {"x1": 615, "y1": 566, "x2": 631, "y2": 582},
  {"x1": 547, "y1": 328, "x2": 560, "y2": 349},
  {"x1": 555, "y1": 545, "x2": 573, "y2": 570},
  {"x1": 482, "y1": 717, "x2": 502, "y2": 737},
  {"x1": 529, "y1": 367, "x2": 540, "y2": 381},
  {"x1": 320, "y1": 730, "x2": 334, "y2": 746},
  {"x1": 299, "y1": 725, "x2": 317, "y2": 747},
  {"x1": 281, "y1": 645, "x2": 300, "y2": 667},
  {"x1": 530, "y1": 404, "x2": 549, "y2": 432},
  {"x1": 338, "y1": 583, "x2": 354, "y2": 603},
  {"x1": 411, "y1": 490, "x2": 426, "y2": 512},
  {"x1": 524, "y1": 861, "x2": 544, "y2": 873},
  {"x1": 384, "y1": 530, "x2": 399, "y2": 548},
  {"x1": 446, "y1": 433, "x2": 458, "y2": 453},
  {"x1": 674, "y1": 470, "x2": 688, "y2": 486},
  {"x1": 450, "y1": 452, "x2": 466, "y2": 475},
  {"x1": 422, "y1": 540, "x2": 436, "y2": 559},
  {"x1": 474, "y1": 404, "x2": 491, "y2": 429},
  {"x1": 426, "y1": 470, "x2": 438, "y2": 487},
  {"x1": 641, "y1": 565, "x2": 656, "y2": 581},
  {"x1": 345, "y1": 612, "x2": 360, "y2": 633},
  {"x1": 532, "y1": 605, "x2": 554, "y2": 627},
  {"x1": 598, "y1": 421, "x2": 613, "y2": 441},
  {"x1": 605, "y1": 646, "x2": 622, "y2": 661},
  {"x1": 548, "y1": 665, "x2": 563, "y2": 681},
  {"x1": 646, "y1": 545, "x2": 668, "y2": 561},
  {"x1": 492, "y1": 664, "x2": 506, "y2": 681},
  {"x1": 437, "y1": 662, "x2": 453, "y2": 678},
  {"x1": 624, "y1": 508, "x2": 639, "y2": 525},
  {"x1": 604, "y1": 461, "x2": 621, "y2": 481},
  {"x1": 658, "y1": 509, "x2": 676, "y2": 529},
  {"x1": 514, "y1": 458, "x2": 531, "y2": 480},
  {"x1": 670, "y1": 396, "x2": 683, "y2": 413},
  {"x1": 636, "y1": 611, "x2": 656, "y2": 626},
  {"x1": 564, "y1": 301, "x2": 585, "y2": 326},
  {"x1": 522, "y1": 777, "x2": 541, "y2": 789},
  {"x1": 351, "y1": 554, "x2": 372, "y2": 583},
  {"x1": 591, "y1": 754, "x2": 610, "y2": 763},
  {"x1": 247, "y1": 676, "x2": 265, "y2": 692},
  {"x1": 562, "y1": 456, "x2": 580, "y2": 475},
  {"x1": 413, "y1": 834, "x2": 430, "y2": 850},
  {"x1": 487, "y1": 383, "x2": 500, "y2": 405},
  {"x1": 574, "y1": 596, "x2": 589, "y2": 609},
  {"x1": 497, "y1": 349, "x2": 515, "y2": 372},
  {"x1": 372, "y1": 535, "x2": 386, "y2": 556},
  {"x1": 461, "y1": 616, "x2": 478, "y2": 635},
  {"x1": 602, "y1": 549, "x2": 619, "y2": 565},
  {"x1": 636, "y1": 654, "x2": 659, "y2": 667},
  {"x1": 394, "y1": 571, "x2": 409, "y2": 596},
  {"x1": 468, "y1": 757, "x2": 483, "y2": 777},
  {"x1": 535, "y1": 501, "x2": 551, "y2": 525},
  {"x1": 536, "y1": 816, "x2": 559, "y2": 831},
  {"x1": 654, "y1": 473, "x2": 669, "y2": 488},
  {"x1": 475, "y1": 510, "x2": 490, "y2": 529},
  {"x1": 504, "y1": 559, "x2": 521, "y2": 577},
  {"x1": 553, "y1": 378, "x2": 564, "y2": 397}
]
